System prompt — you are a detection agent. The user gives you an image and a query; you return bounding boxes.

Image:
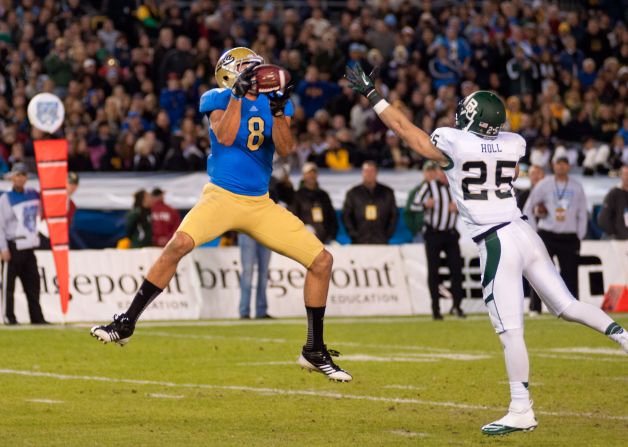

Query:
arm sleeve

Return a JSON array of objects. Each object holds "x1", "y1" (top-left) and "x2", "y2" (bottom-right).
[
  {"x1": 199, "y1": 89, "x2": 229, "y2": 114},
  {"x1": 430, "y1": 129, "x2": 454, "y2": 169}
]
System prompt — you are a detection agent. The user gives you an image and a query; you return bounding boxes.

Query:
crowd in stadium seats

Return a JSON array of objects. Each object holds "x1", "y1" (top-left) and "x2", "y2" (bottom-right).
[{"x1": 0, "y1": 0, "x2": 626, "y2": 178}]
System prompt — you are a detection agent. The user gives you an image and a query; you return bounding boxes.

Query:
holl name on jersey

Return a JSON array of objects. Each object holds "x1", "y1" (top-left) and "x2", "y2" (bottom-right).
[{"x1": 481, "y1": 143, "x2": 502, "y2": 153}]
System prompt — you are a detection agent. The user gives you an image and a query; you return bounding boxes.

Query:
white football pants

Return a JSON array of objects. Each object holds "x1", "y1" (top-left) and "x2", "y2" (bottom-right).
[{"x1": 477, "y1": 217, "x2": 576, "y2": 332}]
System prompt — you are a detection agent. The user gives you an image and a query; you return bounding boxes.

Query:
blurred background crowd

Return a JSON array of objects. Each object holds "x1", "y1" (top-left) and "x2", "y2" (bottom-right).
[{"x1": 0, "y1": 0, "x2": 626, "y2": 177}]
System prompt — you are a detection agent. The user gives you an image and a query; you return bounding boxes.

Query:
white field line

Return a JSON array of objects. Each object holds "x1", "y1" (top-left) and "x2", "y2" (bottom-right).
[
  {"x1": 26, "y1": 399, "x2": 64, "y2": 404},
  {"x1": 141, "y1": 331, "x2": 290, "y2": 344},
  {"x1": 236, "y1": 351, "x2": 489, "y2": 366},
  {"x1": 390, "y1": 430, "x2": 428, "y2": 438},
  {"x1": 534, "y1": 354, "x2": 626, "y2": 363},
  {"x1": 384, "y1": 385, "x2": 424, "y2": 390},
  {"x1": 237, "y1": 355, "x2": 437, "y2": 366},
  {"x1": 148, "y1": 393, "x2": 184, "y2": 399},
  {"x1": 1, "y1": 369, "x2": 627, "y2": 422},
  {"x1": 541, "y1": 347, "x2": 626, "y2": 356}
]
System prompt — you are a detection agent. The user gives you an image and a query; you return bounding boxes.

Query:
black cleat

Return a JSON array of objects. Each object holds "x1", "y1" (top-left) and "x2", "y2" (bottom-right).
[
  {"x1": 298, "y1": 345, "x2": 352, "y2": 382},
  {"x1": 90, "y1": 314, "x2": 135, "y2": 346}
]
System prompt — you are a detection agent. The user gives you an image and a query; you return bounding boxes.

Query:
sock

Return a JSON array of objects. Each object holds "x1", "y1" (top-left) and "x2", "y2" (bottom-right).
[
  {"x1": 560, "y1": 300, "x2": 615, "y2": 333},
  {"x1": 305, "y1": 306, "x2": 325, "y2": 351},
  {"x1": 125, "y1": 280, "x2": 163, "y2": 324},
  {"x1": 605, "y1": 322, "x2": 627, "y2": 347},
  {"x1": 498, "y1": 328, "x2": 531, "y2": 409},
  {"x1": 509, "y1": 382, "x2": 531, "y2": 410}
]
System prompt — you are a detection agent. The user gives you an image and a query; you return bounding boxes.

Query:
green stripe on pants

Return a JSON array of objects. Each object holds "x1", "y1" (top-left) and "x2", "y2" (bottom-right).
[
  {"x1": 482, "y1": 232, "x2": 504, "y2": 332},
  {"x1": 482, "y1": 232, "x2": 501, "y2": 287}
]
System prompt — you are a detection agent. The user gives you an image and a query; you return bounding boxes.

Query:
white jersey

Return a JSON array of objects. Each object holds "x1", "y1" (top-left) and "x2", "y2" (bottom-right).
[{"x1": 430, "y1": 127, "x2": 526, "y2": 239}]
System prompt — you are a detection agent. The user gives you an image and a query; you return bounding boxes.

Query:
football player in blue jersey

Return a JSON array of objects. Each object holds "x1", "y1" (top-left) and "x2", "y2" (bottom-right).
[{"x1": 91, "y1": 48, "x2": 351, "y2": 382}]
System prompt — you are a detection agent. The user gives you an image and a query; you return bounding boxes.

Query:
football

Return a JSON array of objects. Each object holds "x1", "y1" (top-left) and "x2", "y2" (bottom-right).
[{"x1": 253, "y1": 64, "x2": 291, "y2": 93}]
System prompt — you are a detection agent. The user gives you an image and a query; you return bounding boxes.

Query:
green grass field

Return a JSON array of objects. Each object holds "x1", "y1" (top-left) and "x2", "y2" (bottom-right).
[{"x1": 0, "y1": 314, "x2": 626, "y2": 446}]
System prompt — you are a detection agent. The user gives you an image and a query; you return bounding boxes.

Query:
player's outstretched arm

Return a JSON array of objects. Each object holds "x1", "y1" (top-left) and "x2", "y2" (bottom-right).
[
  {"x1": 345, "y1": 63, "x2": 449, "y2": 167},
  {"x1": 269, "y1": 86, "x2": 295, "y2": 157}
]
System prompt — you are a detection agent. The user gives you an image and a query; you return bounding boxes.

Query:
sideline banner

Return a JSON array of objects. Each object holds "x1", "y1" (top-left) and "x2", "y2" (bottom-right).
[
  {"x1": 192, "y1": 245, "x2": 413, "y2": 318},
  {"x1": 5, "y1": 242, "x2": 627, "y2": 323},
  {"x1": 8, "y1": 249, "x2": 200, "y2": 323}
]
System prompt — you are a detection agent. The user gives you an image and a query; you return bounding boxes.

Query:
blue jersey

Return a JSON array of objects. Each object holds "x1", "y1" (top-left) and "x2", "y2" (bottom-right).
[{"x1": 199, "y1": 88, "x2": 294, "y2": 196}]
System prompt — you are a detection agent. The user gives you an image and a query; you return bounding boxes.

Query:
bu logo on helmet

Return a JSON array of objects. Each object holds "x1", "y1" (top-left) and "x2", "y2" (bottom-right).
[{"x1": 463, "y1": 98, "x2": 479, "y2": 120}]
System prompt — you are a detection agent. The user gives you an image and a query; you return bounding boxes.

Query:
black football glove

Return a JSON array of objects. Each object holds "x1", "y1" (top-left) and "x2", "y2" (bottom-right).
[
  {"x1": 267, "y1": 85, "x2": 293, "y2": 117},
  {"x1": 231, "y1": 63, "x2": 259, "y2": 98},
  {"x1": 345, "y1": 62, "x2": 382, "y2": 106}
]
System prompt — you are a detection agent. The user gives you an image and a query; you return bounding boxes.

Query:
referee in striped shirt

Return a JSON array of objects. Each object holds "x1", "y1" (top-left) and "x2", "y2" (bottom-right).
[{"x1": 412, "y1": 162, "x2": 465, "y2": 320}]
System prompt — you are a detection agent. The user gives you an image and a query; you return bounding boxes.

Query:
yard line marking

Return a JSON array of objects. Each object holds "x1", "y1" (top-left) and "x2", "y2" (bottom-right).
[
  {"x1": 26, "y1": 399, "x2": 64, "y2": 404},
  {"x1": 2, "y1": 369, "x2": 626, "y2": 422},
  {"x1": 238, "y1": 352, "x2": 489, "y2": 366},
  {"x1": 390, "y1": 430, "x2": 428, "y2": 438},
  {"x1": 384, "y1": 385, "x2": 424, "y2": 390},
  {"x1": 141, "y1": 331, "x2": 290, "y2": 344},
  {"x1": 540, "y1": 347, "x2": 626, "y2": 356},
  {"x1": 148, "y1": 393, "x2": 185, "y2": 399},
  {"x1": 534, "y1": 354, "x2": 626, "y2": 363}
]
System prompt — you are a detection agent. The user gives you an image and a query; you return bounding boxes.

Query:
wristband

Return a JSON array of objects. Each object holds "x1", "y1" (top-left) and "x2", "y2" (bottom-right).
[
  {"x1": 366, "y1": 89, "x2": 383, "y2": 107},
  {"x1": 373, "y1": 99, "x2": 390, "y2": 115}
]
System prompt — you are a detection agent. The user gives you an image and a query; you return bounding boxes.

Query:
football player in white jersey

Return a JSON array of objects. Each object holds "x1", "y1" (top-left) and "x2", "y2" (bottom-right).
[{"x1": 346, "y1": 63, "x2": 628, "y2": 435}]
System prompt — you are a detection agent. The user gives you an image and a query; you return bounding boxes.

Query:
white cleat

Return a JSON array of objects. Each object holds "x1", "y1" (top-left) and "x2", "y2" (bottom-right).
[{"x1": 481, "y1": 402, "x2": 538, "y2": 436}]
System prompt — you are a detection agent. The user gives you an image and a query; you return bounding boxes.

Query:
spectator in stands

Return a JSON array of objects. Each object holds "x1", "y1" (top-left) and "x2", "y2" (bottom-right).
[
  {"x1": 598, "y1": 165, "x2": 628, "y2": 240},
  {"x1": 124, "y1": 189, "x2": 153, "y2": 248},
  {"x1": 342, "y1": 161, "x2": 397, "y2": 244},
  {"x1": 43, "y1": 37, "x2": 72, "y2": 98},
  {"x1": 150, "y1": 188, "x2": 181, "y2": 247},
  {"x1": 296, "y1": 65, "x2": 341, "y2": 119},
  {"x1": 133, "y1": 131, "x2": 158, "y2": 171},
  {"x1": 609, "y1": 135, "x2": 628, "y2": 172},
  {"x1": 524, "y1": 157, "x2": 588, "y2": 299},
  {"x1": 0, "y1": 0, "x2": 623, "y2": 183},
  {"x1": 159, "y1": 73, "x2": 187, "y2": 129},
  {"x1": 290, "y1": 162, "x2": 338, "y2": 243}
]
